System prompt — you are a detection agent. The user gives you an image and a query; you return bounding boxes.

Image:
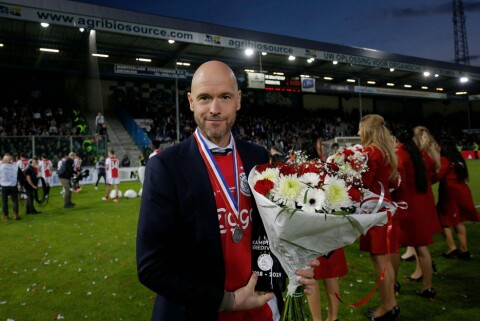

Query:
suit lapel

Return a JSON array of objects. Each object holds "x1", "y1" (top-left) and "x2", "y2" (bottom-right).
[{"x1": 179, "y1": 136, "x2": 223, "y2": 264}]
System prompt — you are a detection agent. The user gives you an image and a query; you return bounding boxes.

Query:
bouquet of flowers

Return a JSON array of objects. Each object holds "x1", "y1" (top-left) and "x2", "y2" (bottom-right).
[{"x1": 248, "y1": 145, "x2": 398, "y2": 320}]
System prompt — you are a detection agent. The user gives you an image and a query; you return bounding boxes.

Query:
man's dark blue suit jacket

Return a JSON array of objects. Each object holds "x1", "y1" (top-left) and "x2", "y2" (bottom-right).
[{"x1": 137, "y1": 135, "x2": 270, "y2": 321}]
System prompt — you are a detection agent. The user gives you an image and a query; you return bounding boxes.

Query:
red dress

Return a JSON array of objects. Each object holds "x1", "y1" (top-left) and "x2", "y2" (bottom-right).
[
  {"x1": 359, "y1": 146, "x2": 399, "y2": 255},
  {"x1": 394, "y1": 146, "x2": 442, "y2": 247},
  {"x1": 436, "y1": 156, "x2": 480, "y2": 226},
  {"x1": 314, "y1": 248, "x2": 348, "y2": 280}
]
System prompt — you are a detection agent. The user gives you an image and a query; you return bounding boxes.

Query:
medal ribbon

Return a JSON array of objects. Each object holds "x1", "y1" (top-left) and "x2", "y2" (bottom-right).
[{"x1": 193, "y1": 128, "x2": 240, "y2": 218}]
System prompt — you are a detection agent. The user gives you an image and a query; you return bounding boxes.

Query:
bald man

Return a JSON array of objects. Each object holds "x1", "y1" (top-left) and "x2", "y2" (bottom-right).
[
  {"x1": 1, "y1": 154, "x2": 21, "y2": 220},
  {"x1": 137, "y1": 61, "x2": 318, "y2": 321}
]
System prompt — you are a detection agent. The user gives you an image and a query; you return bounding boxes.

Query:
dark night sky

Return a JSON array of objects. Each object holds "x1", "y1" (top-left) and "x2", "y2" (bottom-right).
[{"x1": 76, "y1": 0, "x2": 480, "y2": 66}]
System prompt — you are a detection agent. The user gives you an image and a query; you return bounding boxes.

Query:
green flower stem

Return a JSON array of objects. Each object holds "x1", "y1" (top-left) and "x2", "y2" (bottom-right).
[{"x1": 281, "y1": 286, "x2": 310, "y2": 321}]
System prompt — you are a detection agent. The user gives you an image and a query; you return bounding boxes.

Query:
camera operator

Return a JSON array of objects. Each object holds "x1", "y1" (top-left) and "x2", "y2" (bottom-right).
[{"x1": 58, "y1": 152, "x2": 76, "y2": 209}]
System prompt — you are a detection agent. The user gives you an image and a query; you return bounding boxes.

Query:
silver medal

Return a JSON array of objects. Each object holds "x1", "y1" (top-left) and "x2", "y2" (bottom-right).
[{"x1": 232, "y1": 227, "x2": 243, "y2": 243}]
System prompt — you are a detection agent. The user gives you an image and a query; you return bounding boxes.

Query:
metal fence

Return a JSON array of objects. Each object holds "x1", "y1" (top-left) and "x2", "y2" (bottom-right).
[
  {"x1": 0, "y1": 135, "x2": 108, "y2": 167},
  {"x1": 334, "y1": 136, "x2": 362, "y2": 146}
]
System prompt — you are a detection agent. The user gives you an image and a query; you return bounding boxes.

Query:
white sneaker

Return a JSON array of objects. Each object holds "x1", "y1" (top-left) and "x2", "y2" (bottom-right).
[
  {"x1": 101, "y1": 197, "x2": 108, "y2": 202},
  {"x1": 94, "y1": 186, "x2": 98, "y2": 190}
]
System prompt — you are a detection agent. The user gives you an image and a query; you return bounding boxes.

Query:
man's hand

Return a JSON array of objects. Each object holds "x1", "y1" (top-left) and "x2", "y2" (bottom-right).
[
  {"x1": 295, "y1": 258, "x2": 320, "y2": 295},
  {"x1": 233, "y1": 273, "x2": 274, "y2": 311}
]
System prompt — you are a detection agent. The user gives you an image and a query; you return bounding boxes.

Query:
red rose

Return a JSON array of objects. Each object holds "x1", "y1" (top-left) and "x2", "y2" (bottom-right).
[
  {"x1": 297, "y1": 161, "x2": 323, "y2": 175},
  {"x1": 326, "y1": 162, "x2": 339, "y2": 172},
  {"x1": 350, "y1": 159, "x2": 363, "y2": 171},
  {"x1": 254, "y1": 179, "x2": 275, "y2": 196},
  {"x1": 255, "y1": 163, "x2": 270, "y2": 173},
  {"x1": 343, "y1": 149, "x2": 354, "y2": 157},
  {"x1": 348, "y1": 187, "x2": 362, "y2": 202},
  {"x1": 279, "y1": 164, "x2": 296, "y2": 176},
  {"x1": 351, "y1": 178, "x2": 363, "y2": 188}
]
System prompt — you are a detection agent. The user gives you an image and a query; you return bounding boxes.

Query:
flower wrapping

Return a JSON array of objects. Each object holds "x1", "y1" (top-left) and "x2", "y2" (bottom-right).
[{"x1": 248, "y1": 152, "x2": 396, "y2": 295}]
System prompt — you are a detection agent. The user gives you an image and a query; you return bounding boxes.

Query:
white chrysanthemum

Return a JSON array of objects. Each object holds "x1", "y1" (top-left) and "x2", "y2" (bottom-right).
[
  {"x1": 271, "y1": 174, "x2": 302, "y2": 207},
  {"x1": 254, "y1": 167, "x2": 280, "y2": 185},
  {"x1": 330, "y1": 153, "x2": 345, "y2": 165},
  {"x1": 353, "y1": 150, "x2": 364, "y2": 159},
  {"x1": 323, "y1": 176, "x2": 352, "y2": 212},
  {"x1": 299, "y1": 172, "x2": 321, "y2": 187},
  {"x1": 339, "y1": 164, "x2": 361, "y2": 180},
  {"x1": 297, "y1": 187, "x2": 326, "y2": 213}
]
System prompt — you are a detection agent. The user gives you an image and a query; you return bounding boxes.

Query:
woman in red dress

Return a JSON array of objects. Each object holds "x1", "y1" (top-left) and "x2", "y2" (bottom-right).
[
  {"x1": 358, "y1": 115, "x2": 400, "y2": 321},
  {"x1": 400, "y1": 127, "x2": 442, "y2": 262},
  {"x1": 391, "y1": 127, "x2": 440, "y2": 301},
  {"x1": 307, "y1": 250, "x2": 348, "y2": 321},
  {"x1": 406, "y1": 126, "x2": 443, "y2": 280},
  {"x1": 413, "y1": 127, "x2": 441, "y2": 174},
  {"x1": 436, "y1": 138, "x2": 479, "y2": 260}
]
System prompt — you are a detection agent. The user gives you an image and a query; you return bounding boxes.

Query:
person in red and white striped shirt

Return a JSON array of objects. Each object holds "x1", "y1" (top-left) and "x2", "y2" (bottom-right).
[
  {"x1": 16, "y1": 153, "x2": 29, "y2": 172},
  {"x1": 103, "y1": 150, "x2": 120, "y2": 202},
  {"x1": 74, "y1": 155, "x2": 82, "y2": 173},
  {"x1": 38, "y1": 153, "x2": 53, "y2": 187}
]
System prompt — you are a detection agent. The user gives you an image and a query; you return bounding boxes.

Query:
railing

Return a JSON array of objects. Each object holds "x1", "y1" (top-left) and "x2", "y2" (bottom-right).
[
  {"x1": 334, "y1": 136, "x2": 362, "y2": 145},
  {"x1": 0, "y1": 135, "x2": 108, "y2": 167}
]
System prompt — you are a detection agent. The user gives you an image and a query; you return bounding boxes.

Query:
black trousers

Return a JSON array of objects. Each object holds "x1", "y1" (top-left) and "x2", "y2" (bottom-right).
[
  {"x1": 25, "y1": 189, "x2": 37, "y2": 213},
  {"x1": 2, "y1": 186, "x2": 19, "y2": 215},
  {"x1": 96, "y1": 173, "x2": 106, "y2": 186}
]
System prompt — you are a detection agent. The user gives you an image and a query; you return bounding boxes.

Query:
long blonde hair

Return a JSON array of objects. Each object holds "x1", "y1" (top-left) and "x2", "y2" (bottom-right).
[
  {"x1": 413, "y1": 126, "x2": 441, "y2": 173},
  {"x1": 359, "y1": 114, "x2": 398, "y2": 179}
]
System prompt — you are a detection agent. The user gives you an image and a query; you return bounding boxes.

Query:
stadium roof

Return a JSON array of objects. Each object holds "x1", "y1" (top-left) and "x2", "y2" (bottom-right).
[{"x1": 1, "y1": 0, "x2": 480, "y2": 99}]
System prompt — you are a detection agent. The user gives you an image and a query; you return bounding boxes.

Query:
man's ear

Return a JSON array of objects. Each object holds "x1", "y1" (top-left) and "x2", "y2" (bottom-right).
[
  {"x1": 236, "y1": 90, "x2": 242, "y2": 111},
  {"x1": 188, "y1": 92, "x2": 194, "y2": 111}
]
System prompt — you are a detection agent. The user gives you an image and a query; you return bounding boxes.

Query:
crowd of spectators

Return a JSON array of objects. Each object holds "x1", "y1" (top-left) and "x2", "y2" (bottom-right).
[
  {"x1": 2, "y1": 90, "x2": 479, "y2": 167},
  {"x1": 105, "y1": 80, "x2": 479, "y2": 157},
  {"x1": 140, "y1": 100, "x2": 358, "y2": 156},
  {"x1": 141, "y1": 101, "x2": 479, "y2": 157},
  {"x1": 0, "y1": 100, "x2": 75, "y2": 137},
  {"x1": 0, "y1": 97, "x2": 98, "y2": 167}
]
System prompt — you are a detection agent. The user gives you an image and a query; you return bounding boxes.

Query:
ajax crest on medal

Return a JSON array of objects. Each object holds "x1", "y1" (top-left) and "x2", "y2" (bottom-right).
[{"x1": 239, "y1": 172, "x2": 251, "y2": 196}]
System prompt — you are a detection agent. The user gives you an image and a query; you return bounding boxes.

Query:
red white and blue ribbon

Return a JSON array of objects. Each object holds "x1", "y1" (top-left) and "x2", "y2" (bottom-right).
[{"x1": 193, "y1": 128, "x2": 240, "y2": 215}]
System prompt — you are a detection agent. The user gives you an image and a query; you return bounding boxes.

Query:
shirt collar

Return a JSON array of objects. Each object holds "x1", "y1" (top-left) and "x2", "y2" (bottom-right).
[{"x1": 196, "y1": 128, "x2": 234, "y2": 152}]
